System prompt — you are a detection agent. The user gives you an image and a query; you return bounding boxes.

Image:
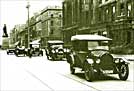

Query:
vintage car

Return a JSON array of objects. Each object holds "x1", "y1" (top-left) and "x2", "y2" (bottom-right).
[
  {"x1": 15, "y1": 46, "x2": 26, "y2": 56},
  {"x1": 66, "y1": 35, "x2": 129, "y2": 82},
  {"x1": 27, "y1": 42, "x2": 43, "y2": 57},
  {"x1": 45, "y1": 40, "x2": 66, "y2": 60},
  {"x1": 7, "y1": 44, "x2": 15, "y2": 55}
]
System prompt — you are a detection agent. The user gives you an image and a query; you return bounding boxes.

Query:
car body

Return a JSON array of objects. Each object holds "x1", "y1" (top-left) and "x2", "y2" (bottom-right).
[
  {"x1": 45, "y1": 40, "x2": 67, "y2": 60},
  {"x1": 28, "y1": 43, "x2": 43, "y2": 57},
  {"x1": 7, "y1": 45, "x2": 15, "y2": 54},
  {"x1": 15, "y1": 46, "x2": 26, "y2": 56},
  {"x1": 66, "y1": 35, "x2": 129, "y2": 82}
]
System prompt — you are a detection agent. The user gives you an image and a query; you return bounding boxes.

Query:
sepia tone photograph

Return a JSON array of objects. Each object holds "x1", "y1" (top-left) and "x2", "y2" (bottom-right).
[{"x1": 0, "y1": 0, "x2": 134, "y2": 91}]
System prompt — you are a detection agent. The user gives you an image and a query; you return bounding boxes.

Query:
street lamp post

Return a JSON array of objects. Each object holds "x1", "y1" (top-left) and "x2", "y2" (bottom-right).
[{"x1": 26, "y1": 1, "x2": 30, "y2": 48}]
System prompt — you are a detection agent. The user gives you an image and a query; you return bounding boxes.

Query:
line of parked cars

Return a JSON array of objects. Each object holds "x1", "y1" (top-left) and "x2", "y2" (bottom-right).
[
  {"x1": 6, "y1": 34, "x2": 129, "y2": 82},
  {"x1": 7, "y1": 42, "x2": 43, "y2": 57}
]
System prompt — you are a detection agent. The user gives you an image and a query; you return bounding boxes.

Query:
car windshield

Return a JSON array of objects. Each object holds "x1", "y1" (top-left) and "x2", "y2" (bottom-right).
[
  {"x1": 51, "y1": 44, "x2": 63, "y2": 48},
  {"x1": 88, "y1": 41, "x2": 109, "y2": 50},
  {"x1": 32, "y1": 44, "x2": 39, "y2": 48}
]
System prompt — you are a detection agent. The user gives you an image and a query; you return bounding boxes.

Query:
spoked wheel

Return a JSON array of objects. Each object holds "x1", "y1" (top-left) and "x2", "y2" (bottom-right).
[
  {"x1": 70, "y1": 63, "x2": 75, "y2": 74},
  {"x1": 84, "y1": 62, "x2": 94, "y2": 82},
  {"x1": 118, "y1": 64, "x2": 129, "y2": 81}
]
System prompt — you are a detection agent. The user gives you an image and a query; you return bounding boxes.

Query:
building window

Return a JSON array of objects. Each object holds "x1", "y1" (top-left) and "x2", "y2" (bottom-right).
[
  {"x1": 112, "y1": 5, "x2": 115, "y2": 20},
  {"x1": 50, "y1": 29, "x2": 53, "y2": 34},
  {"x1": 82, "y1": 0, "x2": 89, "y2": 11},
  {"x1": 120, "y1": 3, "x2": 125, "y2": 16},
  {"x1": 51, "y1": 14, "x2": 53, "y2": 18},
  {"x1": 59, "y1": 14, "x2": 62, "y2": 18},
  {"x1": 127, "y1": 2, "x2": 131, "y2": 17},
  {"x1": 98, "y1": 8, "x2": 102, "y2": 22},
  {"x1": 127, "y1": 31, "x2": 131, "y2": 44},
  {"x1": 50, "y1": 21, "x2": 54, "y2": 26},
  {"x1": 99, "y1": 0, "x2": 102, "y2": 4},
  {"x1": 105, "y1": 8, "x2": 109, "y2": 22}
]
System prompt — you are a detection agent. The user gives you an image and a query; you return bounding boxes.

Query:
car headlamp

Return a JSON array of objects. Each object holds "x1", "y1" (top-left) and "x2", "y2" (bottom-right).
[
  {"x1": 56, "y1": 49, "x2": 58, "y2": 52},
  {"x1": 115, "y1": 59, "x2": 120, "y2": 63},
  {"x1": 66, "y1": 49, "x2": 70, "y2": 52},
  {"x1": 87, "y1": 59, "x2": 94, "y2": 64},
  {"x1": 52, "y1": 50, "x2": 55, "y2": 53},
  {"x1": 96, "y1": 59, "x2": 100, "y2": 64}
]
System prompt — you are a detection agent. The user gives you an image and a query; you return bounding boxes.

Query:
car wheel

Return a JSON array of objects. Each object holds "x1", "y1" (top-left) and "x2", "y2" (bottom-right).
[
  {"x1": 70, "y1": 63, "x2": 75, "y2": 74},
  {"x1": 40, "y1": 51, "x2": 43, "y2": 56},
  {"x1": 84, "y1": 62, "x2": 94, "y2": 82},
  {"x1": 46, "y1": 55, "x2": 50, "y2": 60},
  {"x1": 24, "y1": 52, "x2": 26, "y2": 56},
  {"x1": 52, "y1": 56, "x2": 55, "y2": 61},
  {"x1": 118, "y1": 64, "x2": 129, "y2": 80},
  {"x1": 16, "y1": 54, "x2": 18, "y2": 57},
  {"x1": 7, "y1": 52, "x2": 9, "y2": 55}
]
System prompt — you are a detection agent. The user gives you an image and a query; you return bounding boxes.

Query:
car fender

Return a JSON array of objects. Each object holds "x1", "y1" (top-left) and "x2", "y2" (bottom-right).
[
  {"x1": 70, "y1": 54, "x2": 75, "y2": 64},
  {"x1": 114, "y1": 57, "x2": 130, "y2": 65},
  {"x1": 121, "y1": 57, "x2": 130, "y2": 64}
]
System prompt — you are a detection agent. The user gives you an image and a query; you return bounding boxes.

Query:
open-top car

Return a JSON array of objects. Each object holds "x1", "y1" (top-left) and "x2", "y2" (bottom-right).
[
  {"x1": 15, "y1": 46, "x2": 26, "y2": 56},
  {"x1": 7, "y1": 44, "x2": 15, "y2": 55},
  {"x1": 66, "y1": 34, "x2": 129, "y2": 82},
  {"x1": 45, "y1": 40, "x2": 66, "y2": 60}
]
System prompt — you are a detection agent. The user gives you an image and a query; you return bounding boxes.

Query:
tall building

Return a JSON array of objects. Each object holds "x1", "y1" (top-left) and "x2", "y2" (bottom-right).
[
  {"x1": 63, "y1": 0, "x2": 134, "y2": 53},
  {"x1": 10, "y1": 24, "x2": 25, "y2": 46},
  {"x1": 40, "y1": 6, "x2": 63, "y2": 47}
]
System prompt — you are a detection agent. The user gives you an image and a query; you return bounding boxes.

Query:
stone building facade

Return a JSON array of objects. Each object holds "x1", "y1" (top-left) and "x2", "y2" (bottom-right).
[
  {"x1": 63, "y1": 0, "x2": 134, "y2": 53},
  {"x1": 10, "y1": 24, "x2": 25, "y2": 46},
  {"x1": 40, "y1": 6, "x2": 63, "y2": 47},
  {"x1": 10, "y1": 6, "x2": 62, "y2": 48}
]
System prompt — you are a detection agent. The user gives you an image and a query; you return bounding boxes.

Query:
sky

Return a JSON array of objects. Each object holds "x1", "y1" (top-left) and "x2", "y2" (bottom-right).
[{"x1": 0, "y1": 0, "x2": 63, "y2": 45}]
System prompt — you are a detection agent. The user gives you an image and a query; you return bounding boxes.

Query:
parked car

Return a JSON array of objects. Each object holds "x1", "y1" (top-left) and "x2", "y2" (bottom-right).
[
  {"x1": 7, "y1": 44, "x2": 15, "y2": 55},
  {"x1": 27, "y1": 43, "x2": 43, "y2": 57},
  {"x1": 45, "y1": 40, "x2": 67, "y2": 60},
  {"x1": 66, "y1": 35, "x2": 129, "y2": 82},
  {"x1": 15, "y1": 46, "x2": 26, "y2": 56}
]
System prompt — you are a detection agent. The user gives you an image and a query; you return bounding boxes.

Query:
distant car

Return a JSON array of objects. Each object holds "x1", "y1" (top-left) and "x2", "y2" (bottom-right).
[
  {"x1": 7, "y1": 45, "x2": 15, "y2": 55},
  {"x1": 45, "y1": 40, "x2": 67, "y2": 60},
  {"x1": 66, "y1": 35, "x2": 129, "y2": 82},
  {"x1": 15, "y1": 46, "x2": 26, "y2": 56},
  {"x1": 28, "y1": 43, "x2": 43, "y2": 57}
]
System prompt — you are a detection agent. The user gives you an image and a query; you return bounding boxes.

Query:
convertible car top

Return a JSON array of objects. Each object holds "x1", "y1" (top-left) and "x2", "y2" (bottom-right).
[{"x1": 71, "y1": 35, "x2": 112, "y2": 41}]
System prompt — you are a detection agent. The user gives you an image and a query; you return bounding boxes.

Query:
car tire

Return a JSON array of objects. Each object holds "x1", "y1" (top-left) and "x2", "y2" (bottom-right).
[
  {"x1": 118, "y1": 64, "x2": 129, "y2": 81},
  {"x1": 16, "y1": 54, "x2": 18, "y2": 57},
  {"x1": 46, "y1": 55, "x2": 50, "y2": 60},
  {"x1": 41, "y1": 51, "x2": 43, "y2": 56},
  {"x1": 84, "y1": 62, "x2": 94, "y2": 82},
  {"x1": 70, "y1": 63, "x2": 75, "y2": 74},
  {"x1": 52, "y1": 56, "x2": 55, "y2": 61}
]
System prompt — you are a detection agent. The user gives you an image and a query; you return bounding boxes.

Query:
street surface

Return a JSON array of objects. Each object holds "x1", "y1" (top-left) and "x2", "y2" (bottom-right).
[{"x1": 0, "y1": 50, "x2": 134, "y2": 91}]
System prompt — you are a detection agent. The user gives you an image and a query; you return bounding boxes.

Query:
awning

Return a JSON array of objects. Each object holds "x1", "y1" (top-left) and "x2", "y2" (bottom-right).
[{"x1": 30, "y1": 39, "x2": 40, "y2": 44}]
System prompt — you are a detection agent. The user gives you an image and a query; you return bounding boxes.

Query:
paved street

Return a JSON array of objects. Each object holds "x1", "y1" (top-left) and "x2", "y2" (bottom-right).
[{"x1": 0, "y1": 50, "x2": 134, "y2": 91}]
